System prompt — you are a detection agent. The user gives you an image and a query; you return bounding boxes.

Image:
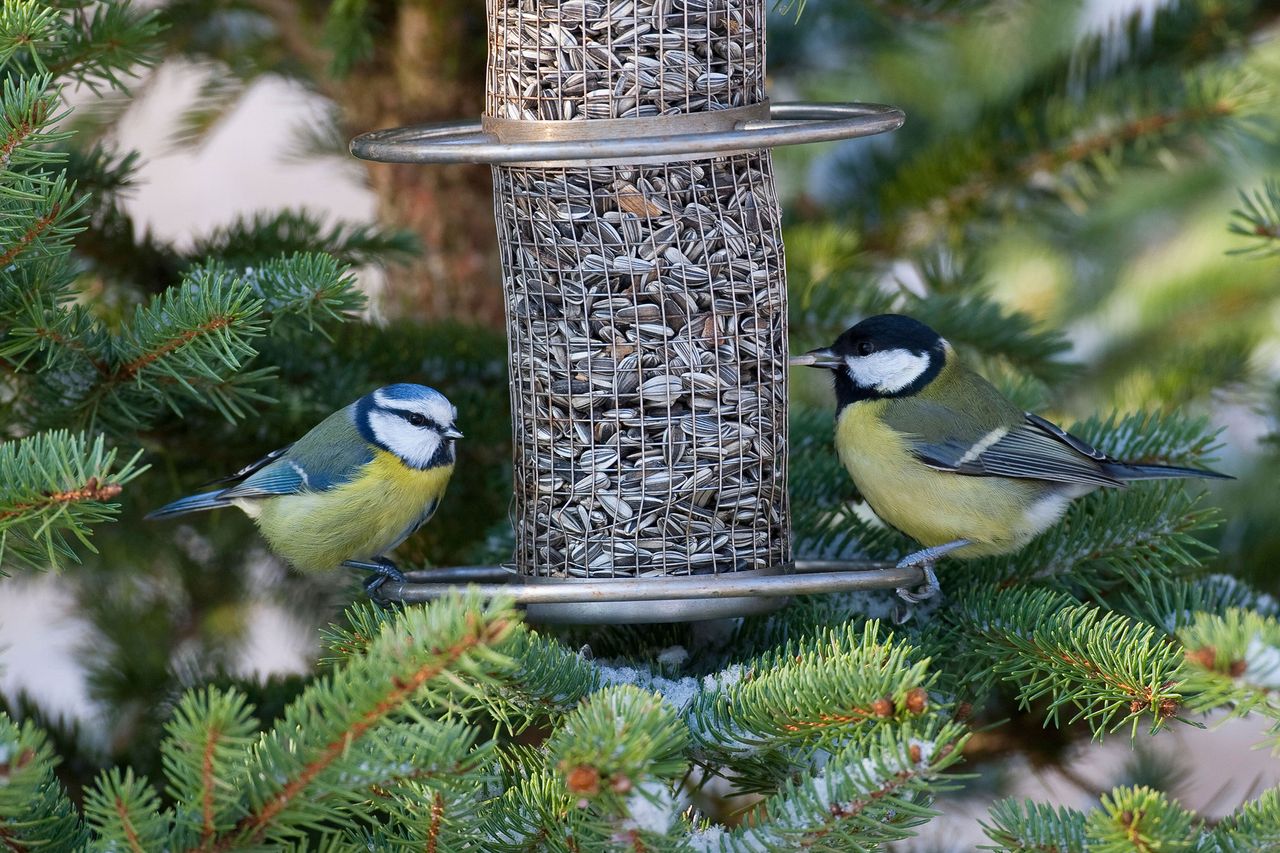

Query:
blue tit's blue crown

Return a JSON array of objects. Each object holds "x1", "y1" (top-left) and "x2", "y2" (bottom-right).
[{"x1": 355, "y1": 384, "x2": 460, "y2": 470}]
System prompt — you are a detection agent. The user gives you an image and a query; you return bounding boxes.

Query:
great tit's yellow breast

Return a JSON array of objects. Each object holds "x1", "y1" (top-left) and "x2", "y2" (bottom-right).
[
  {"x1": 835, "y1": 401, "x2": 1057, "y2": 557},
  {"x1": 253, "y1": 450, "x2": 453, "y2": 571}
]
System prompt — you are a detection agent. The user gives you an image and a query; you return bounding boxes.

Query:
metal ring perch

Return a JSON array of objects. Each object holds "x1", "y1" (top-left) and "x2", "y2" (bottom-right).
[
  {"x1": 350, "y1": 102, "x2": 905, "y2": 166},
  {"x1": 373, "y1": 560, "x2": 924, "y2": 624}
]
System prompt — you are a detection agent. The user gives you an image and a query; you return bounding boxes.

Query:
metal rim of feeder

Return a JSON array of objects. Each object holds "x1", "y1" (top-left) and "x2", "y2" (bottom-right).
[
  {"x1": 373, "y1": 561, "x2": 925, "y2": 625},
  {"x1": 350, "y1": 101, "x2": 905, "y2": 166}
]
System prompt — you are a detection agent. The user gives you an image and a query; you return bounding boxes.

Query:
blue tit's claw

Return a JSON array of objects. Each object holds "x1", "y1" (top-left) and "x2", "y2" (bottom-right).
[{"x1": 344, "y1": 558, "x2": 407, "y2": 598}]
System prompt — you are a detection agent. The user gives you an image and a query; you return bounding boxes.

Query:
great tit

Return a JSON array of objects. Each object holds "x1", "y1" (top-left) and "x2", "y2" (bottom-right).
[
  {"x1": 147, "y1": 383, "x2": 463, "y2": 592},
  {"x1": 795, "y1": 314, "x2": 1231, "y2": 602}
]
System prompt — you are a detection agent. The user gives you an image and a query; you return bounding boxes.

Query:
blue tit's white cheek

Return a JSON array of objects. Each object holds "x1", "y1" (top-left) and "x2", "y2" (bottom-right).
[
  {"x1": 369, "y1": 410, "x2": 442, "y2": 469},
  {"x1": 845, "y1": 348, "x2": 931, "y2": 393}
]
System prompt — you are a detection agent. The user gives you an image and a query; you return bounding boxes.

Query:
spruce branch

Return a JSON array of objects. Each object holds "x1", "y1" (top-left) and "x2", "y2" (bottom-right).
[
  {"x1": 549, "y1": 685, "x2": 689, "y2": 804},
  {"x1": 688, "y1": 621, "x2": 938, "y2": 794},
  {"x1": 1228, "y1": 178, "x2": 1280, "y2": 258},
  {"x1": 724, "y1": 720, "x2": 967, "y2": 852},
  {"x1": 864, "y1": 65, "x2": 1266, "y2": 252},
  {"x1": 978, "y1": 482, "x2": 1218, "y2": 593},
  {"x1": 1206, "y1": 787, "x2": 1280, "y2": 852},
  {"x1": 1118, "y1": 574, "x2": 1279, "y2": 635},
  {"x1": 1176, "y1": 609, "x2": 1280, "y2": 734},
  {"x1": 42, "y1": 2, "x2": 163, "y2": 92},
  {"x1": 0, "y1": 712, "x2": 86, "y2": 851},
  {"x1": 947, "y1": 586, "x2": 1185, "y2": 735},
  {"x1": 0, "y1": 172, "x2": 84, "y2": 269},
  {"x1": 980, "y1": 798, "x2": 1088, "y2": 853},
  {"x1": 83, "y1": 768, "x2": 169, "y2": 853},
  {"x1": 188, "y1": 209, "x2": 420, "y2": 270},
  {"x1": 161, "y1": 688, "x2": 258, "y2": 851},
  {"x1": 200, "y1": 592, "x2": 518, "y2": 850},
  {"x1": 1083, "y1": 786, "x2": 1196, "y2": 852},
  {"x1": 238, "y1": 252, "x2": 366, "y2": 334},
  {"x1": 0, "y1": 74, "x2": 70, "y2": 184},
  {"x1": 0, "y1": 430, "x2": 145, "y2": 572},
  {"x1": 905, "y1": 290, "x2": 1075, "y2": 384}
]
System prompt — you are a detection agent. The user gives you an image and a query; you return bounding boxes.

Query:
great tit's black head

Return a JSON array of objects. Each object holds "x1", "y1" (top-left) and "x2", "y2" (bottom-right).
[
  {"x1": 355, "y1": 383, "x2": 463, "y2": 470},
  {"x1": 797, "y1": 314, "x2": 946, "y2": 408}
]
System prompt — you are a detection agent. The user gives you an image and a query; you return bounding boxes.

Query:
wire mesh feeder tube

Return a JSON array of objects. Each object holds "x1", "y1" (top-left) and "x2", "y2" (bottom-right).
[
  {"x1": 488, "y1": 0, "x2": 791, "y2": 622},
  {"x1": 497, "y1": 154, "x2": 789, "y2": 585}
]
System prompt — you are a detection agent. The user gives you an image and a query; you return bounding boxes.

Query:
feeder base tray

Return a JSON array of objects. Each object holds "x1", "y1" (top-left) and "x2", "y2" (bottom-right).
[{"x1": 373, "y1": 561, "x2": 924, "y2": 624}]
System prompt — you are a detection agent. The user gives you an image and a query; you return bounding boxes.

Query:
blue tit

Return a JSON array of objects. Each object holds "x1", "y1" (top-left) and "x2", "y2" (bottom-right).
[
  {"x1": 147, "y1": 383, "x2": 463, "y2": 592},
  {"x1": 795, "y1": 315, "x2": 1231, "y2": 603}
]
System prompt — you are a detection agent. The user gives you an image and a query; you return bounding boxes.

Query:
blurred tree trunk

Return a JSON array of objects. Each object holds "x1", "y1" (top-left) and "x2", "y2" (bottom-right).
[{"x1": 329, "y1": 2, "x2": 502, "y2": 325}]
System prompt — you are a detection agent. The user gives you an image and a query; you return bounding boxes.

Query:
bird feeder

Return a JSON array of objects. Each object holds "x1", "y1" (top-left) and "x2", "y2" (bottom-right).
[{"x1": 351, "y1": 0, "x2": 916, "y2": 623}]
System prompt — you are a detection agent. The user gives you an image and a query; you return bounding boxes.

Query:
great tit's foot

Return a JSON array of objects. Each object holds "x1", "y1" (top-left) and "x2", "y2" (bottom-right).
[
  {"x1": 895, "y1": 565, "x2": 940, "y2": 604},
  {"x1": 893, "y1": 539, "x2": 969, "y2": 605},
  {"x1": 342, "y1": 558, "x2": 407, "y2": 596}
]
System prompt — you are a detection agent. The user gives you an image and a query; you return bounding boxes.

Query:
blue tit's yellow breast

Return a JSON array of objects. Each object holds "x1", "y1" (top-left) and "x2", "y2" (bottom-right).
[
  {"x1": 252, "y1": 450, "x2": 454, "y2": 572},
  {"x1": 834, "y1": 401, "x2": 1052, "y2": 557}
]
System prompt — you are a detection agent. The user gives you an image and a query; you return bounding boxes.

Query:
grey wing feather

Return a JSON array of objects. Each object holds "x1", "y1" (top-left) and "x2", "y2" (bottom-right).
[{"x1": 913, "y1": 412, "x2": 1124, "y2": 488}]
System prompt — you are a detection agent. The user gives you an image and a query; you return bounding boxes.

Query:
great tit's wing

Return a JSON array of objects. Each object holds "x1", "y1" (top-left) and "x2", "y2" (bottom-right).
[
  {"x1": 218, "y1": 407, "x2": 375, "y2": 499},
  {"x1": 909, "y1": 411, "x2": 1123, "y2": 488},
  {"x1": 199, "y1": 444, "x2": 294, "y2": 487}
]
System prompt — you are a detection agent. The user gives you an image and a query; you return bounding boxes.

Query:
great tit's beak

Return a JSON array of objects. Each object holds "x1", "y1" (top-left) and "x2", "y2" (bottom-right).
[
  {"x1": 790, "y1": 347, "x2": 843, "y2": 369},
  {"x1": 443, "y1": 426, "x2": 464, "y2": 440}
]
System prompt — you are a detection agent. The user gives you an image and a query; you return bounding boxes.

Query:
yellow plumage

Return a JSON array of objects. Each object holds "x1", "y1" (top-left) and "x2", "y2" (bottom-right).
[
  {"x1": 836, "y1": 400, "x2": 1063, "y2": 558},
  {"x1": 240, "y1": 450, "x2": 453, "y2": 572}
]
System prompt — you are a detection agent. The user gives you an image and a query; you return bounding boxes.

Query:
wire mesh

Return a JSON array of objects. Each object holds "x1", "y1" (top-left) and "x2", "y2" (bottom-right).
[
  {"x1": 488, "y1": 0, "x2": 788, "y2": 581},
  {"x1": 488, "y1": 0, "x2": 765, "y2": 121}
]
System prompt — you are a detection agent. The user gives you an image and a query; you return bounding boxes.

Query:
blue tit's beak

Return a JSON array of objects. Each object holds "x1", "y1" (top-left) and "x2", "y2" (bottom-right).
[
  {"x1": 790, "y1": 347, "x2": 843, "y2": 369},
  {"x1": 443, "y1": 425, "x2": 464, "y2": 440}
]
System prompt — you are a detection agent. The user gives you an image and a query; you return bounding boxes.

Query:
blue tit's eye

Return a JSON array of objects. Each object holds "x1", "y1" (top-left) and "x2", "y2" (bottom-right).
[
  {"x1": 857, "y1": 341, "x2": 875, "y2": 356},
  {"x1": 406, "y1": 412, "x2": 427, "y2": 427}
]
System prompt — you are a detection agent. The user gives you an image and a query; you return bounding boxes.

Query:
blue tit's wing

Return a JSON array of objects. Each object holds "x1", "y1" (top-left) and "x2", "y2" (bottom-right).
[
  {"x1": 199, "y1": 444, "x2": 294, "y2": 487},
  {"x1": 910, "y1": 411, "x2": 1124, "y2": 488},
  {"x1": 218, "y1": 406, "x2": 375, "y2": 499}
]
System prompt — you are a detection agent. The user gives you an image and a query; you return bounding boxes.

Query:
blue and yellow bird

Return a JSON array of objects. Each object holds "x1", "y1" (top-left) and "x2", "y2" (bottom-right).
[{"x1": 147, "y1": 384, "x2": 462, "y2": 592}]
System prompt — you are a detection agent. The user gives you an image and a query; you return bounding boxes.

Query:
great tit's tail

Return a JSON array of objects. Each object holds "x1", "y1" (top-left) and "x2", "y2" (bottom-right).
[
  {"x1": 145, "y1": 490, "x2": 230, "y2": 520},
  {"x1": 1102, "y1": 462, "x2": 1234, "y2": 482}
]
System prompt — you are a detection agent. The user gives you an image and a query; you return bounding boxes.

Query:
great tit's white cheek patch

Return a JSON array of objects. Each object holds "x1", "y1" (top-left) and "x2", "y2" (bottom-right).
[{"x1": 845, "y1": 348, "x2": 931, "y2": 393}]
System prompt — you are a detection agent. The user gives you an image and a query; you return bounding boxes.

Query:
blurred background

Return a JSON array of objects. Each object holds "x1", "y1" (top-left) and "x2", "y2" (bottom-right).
[{"x1": 2, "y1": 0, "x2": 1279, "y2": 844}]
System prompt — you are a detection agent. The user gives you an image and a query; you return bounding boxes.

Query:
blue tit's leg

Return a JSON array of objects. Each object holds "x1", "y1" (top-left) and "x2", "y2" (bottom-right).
[
  {"x1": 342, "y1": 557, "x2": 407, "y2": 595},
  {"x1": 894, "y1": 539, "x2": 970, "y2": 604}
]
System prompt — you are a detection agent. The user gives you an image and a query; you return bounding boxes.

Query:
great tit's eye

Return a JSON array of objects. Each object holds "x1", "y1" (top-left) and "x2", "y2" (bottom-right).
[
  {"x1": 406, "y1": 412, "x2": 427, "y2": 427},
  {"x1": 857, "y1": 341, "x2": 876, "y2": 356}
]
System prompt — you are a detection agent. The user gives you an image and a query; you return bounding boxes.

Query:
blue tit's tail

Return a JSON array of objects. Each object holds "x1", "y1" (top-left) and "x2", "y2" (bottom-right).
[
  {"x1": 145, "y1": 490, "x2": 231, "y2": 520},
  {"x1": 1101, "y1": 462, "x2": 1234, "y2": 482}
]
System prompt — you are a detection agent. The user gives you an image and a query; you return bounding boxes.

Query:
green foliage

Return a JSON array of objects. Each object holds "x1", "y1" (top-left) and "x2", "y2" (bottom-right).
[
  {"x1": 981, "y1": 797, "x2": 1089, "y2": 853},
  {"x1": 983, "y1": 785, "x2": 1280, "y2": 852},
  {"x1": 0, "y1": 431, "x2": 145, "y2": 571},
  {"x1": 0, "y1": 713, "x2": 86, "y2": 849},
  {"x1": 949, "y1": 586, "x2": 1185, "y2": 734},
  {"x1": 1229, "y1": 178, "x2": 1280, "y2": 257},
  {"x1": 727, "y1": 721, "x2": 967, "y2": 852}
]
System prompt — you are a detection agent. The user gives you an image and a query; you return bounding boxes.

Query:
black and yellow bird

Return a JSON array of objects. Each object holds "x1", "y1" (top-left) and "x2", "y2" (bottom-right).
[{"x1": 796, "y1": 314, "x2": 1231, "y2": 602}]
